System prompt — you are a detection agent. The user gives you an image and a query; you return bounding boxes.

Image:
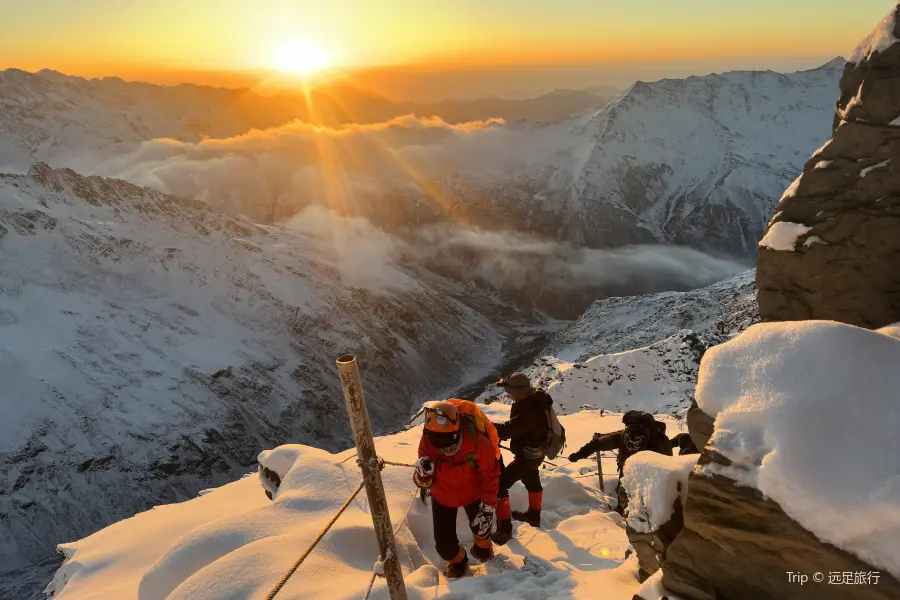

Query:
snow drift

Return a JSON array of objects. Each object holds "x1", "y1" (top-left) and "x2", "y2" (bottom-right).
[{"x1": 696, "y1": 320, "x2": 900, "y2": 578}]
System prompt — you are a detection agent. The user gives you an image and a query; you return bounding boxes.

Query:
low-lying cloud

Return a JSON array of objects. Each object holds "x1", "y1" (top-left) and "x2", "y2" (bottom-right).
[
  {"x1": 87, "y1": 114, "x2": 571, "y2": 223},
  {"x1": 286, "y1": 205, "x2": 745, "y2": 317},
  {"x1": 86, "y1": 114, "x2": 745, "y2": 316}
]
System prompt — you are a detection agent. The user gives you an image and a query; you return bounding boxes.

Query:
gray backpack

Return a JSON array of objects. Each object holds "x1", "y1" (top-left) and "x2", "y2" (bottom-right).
[{"x1": 543, "y1": 406, "x2": 566, "y2": 460}]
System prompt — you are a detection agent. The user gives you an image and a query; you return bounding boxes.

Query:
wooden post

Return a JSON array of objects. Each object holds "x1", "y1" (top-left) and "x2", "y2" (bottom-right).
[
  {"x1": 596, "y1": 452, "x2": 605, "y2": 495},
  {"x1": 336, "y1": 355, "x2": 408, "y2": 600}
]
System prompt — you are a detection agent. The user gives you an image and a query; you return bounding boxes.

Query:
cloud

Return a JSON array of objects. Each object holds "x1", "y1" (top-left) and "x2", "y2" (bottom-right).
[
  {"x1": 87, "y1": 114, "x2": 565, "y2": 222},
  {"x1": 85, "y1": 114, "x2": 744, "y2": 315},
  {"x1": 285, "y1": 206, "x2": 745, "y2": 317}
]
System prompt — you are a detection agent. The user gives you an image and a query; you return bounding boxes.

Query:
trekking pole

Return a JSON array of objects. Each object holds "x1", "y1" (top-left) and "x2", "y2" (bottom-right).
[
  {"x1": 595, "y1": 452, "x2": 605, "y2": 494},
  {"x1": 498, "y1": 444, "x2": 560, "y2": 470},
  {"x1": 336, "y1": 355, "x2": 408, "y2": 600}
]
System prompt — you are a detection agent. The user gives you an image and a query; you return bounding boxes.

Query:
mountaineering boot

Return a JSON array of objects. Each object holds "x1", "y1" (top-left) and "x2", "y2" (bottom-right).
[
  {"x1": 443, "y1": 553, "x2": 469, "y2": 578},
  {"x1": 512, "y1": 491, "x2": 543, "y2": 527},
  {"x1": 492, "y1": 518, "x2": 513, "y2": 545},
  {"x1": 511, "y1": 508, "x2": 541, "y2": 527},
  {"x1": 492, "y1": 496, "x2": 513, "y2": 545},
  {"x1": 470, "y1": 534, "x2": 494, "y2": 562}
]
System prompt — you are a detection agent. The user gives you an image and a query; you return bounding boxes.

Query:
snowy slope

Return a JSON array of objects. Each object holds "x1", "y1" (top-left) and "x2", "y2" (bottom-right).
[
  {"x1": 44, "y1": 405, "x2": 677, "y2": 600},
  {"x1": 0, "y1": 70, "x2": 269, "y2": 173},
  {"x1": 0, "y1": 164, "x2": 542, "y2": 584},
  {"x1": 475, "y1": 270, "x2": 758, "y2": 416},
  {"x1": 541, "y1": 269, "x2": 758, "y2": 362},
  {"x1": 531, "y1": 331, "x2": 707, "y2": 417}
]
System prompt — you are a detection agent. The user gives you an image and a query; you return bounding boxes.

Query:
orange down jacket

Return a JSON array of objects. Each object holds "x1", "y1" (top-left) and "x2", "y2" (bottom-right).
[{"x1": 417, "y1": 423, "x2": 500, "y2": 508}]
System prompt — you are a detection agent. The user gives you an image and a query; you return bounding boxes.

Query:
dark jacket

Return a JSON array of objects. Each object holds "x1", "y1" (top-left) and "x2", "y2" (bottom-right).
[
  {"x1": 494, "y1": 390, "x2": 552, "y2": 456},
  {"x1": 670, "y1": 433, "x2": 699, "y2": 456},
  {"x1": 571, "y1": 425, "x2": 672, "y2": 475}
]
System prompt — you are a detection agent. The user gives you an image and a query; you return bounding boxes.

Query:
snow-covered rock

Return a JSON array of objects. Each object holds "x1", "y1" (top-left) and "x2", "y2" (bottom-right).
[
  {"x1": 0, "y1": 165, "x2": 542, "y2": 586},
  {"x1": 849, "y1": 4, "x2": 899, "y2": 65},
  {"x1": 44, "y1": 406, "x2": 652, "y2": 600},
  {"x1": 622, "y1": 453, "x2": 698, "y2": 583},
  {"x1": 660, "y1": 321, "x2": 900, "y2": 599},
  {"x1": 696, "y1": 321, "x2": 900, "y2": 577},
  {"x1": 757, "y1": 221, "x2": 812, "y2": 251},
  {"x1": 622, "y1": 454, "x2": 698, "y2": 536}
]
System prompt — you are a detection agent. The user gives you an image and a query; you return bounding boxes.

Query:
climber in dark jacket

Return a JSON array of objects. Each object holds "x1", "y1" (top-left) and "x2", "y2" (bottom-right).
[
  {"x1": 490, "y1": 372, "x2": 552, "y2": 544},
  {"x1": 567, "y1": 410, "x2": 673, "y2": 514},
  {"x1": 670, "y1": 432, "x2": 699, "y2": 456}
]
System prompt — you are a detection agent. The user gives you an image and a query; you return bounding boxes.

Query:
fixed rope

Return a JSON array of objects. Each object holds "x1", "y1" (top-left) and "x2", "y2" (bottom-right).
[
  {"x1": 498, "y1": 444, "x2": 560, "y2": 470},
  {"x1": 265, "y1": 479, "x2": 366, "y2": 600},
  {"x1": 363, "y1": 489, "x2": 420, "y2": 600},
  {"x1": 340, "y1": 409, "x2": 426, "y2": 465}
]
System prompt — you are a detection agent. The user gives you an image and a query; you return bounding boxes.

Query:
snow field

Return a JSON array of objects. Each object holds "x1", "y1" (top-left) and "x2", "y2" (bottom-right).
[
  {"x1": 696, "y1": 321, "x2": 900, "y2": 579},
  {"x1": 45, "y1": 405, "x2": 685, "y2": 599}
]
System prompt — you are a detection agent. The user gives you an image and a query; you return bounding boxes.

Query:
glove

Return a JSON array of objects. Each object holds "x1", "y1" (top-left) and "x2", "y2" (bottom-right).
[
  {"x1": 419, "y1": 487, "x2": 430, "y2": 505},
  {"x1": 413, "y1": 457, "x2": 435, "y2": 489},
  {"x1": 568, "y1": 452, "x2": 584, "y2": 463},
  {"x1": 470, "y1": 502, "x2": 495, "y2": 538}
]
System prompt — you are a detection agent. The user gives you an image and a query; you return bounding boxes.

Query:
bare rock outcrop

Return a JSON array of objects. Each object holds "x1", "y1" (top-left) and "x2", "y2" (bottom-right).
[{"x1": 757, "y1": 5, "x2": 900, "y2": 328}]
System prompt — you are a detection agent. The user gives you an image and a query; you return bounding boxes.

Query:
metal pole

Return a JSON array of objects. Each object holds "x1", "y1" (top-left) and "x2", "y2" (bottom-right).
[
  {"x1": 336, "y1": 355, "x2": 408, "y2": 600},
  {"x1": 596, "y1": 452, "x2": 605, "y2": 495}
]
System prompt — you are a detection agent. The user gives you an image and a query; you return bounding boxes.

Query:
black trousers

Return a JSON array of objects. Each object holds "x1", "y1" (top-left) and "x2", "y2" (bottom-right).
[
  {"x1": 432, "y1": 497, "x2": 482, "y2": 561},
  {"x1": 497, "y1": 455, "x2": 543, "y2": 499}
]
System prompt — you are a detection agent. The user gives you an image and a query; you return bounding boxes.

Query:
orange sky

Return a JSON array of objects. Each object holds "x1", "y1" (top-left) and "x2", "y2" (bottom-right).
[{"x1": 0, "y1": 0, "x2": 892, "y2": 95}]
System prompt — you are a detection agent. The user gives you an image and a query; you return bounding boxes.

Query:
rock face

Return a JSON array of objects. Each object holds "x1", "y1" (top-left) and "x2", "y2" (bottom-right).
[
  {"x1": 661, "y1": 452, "x2": 900, "y2": 600},
  {"x1": 757, "y1": 6, "x2": 900, "y2": 328},
  {"x1": 627, "y1": 495, "x2": 684, "y2": 582}
]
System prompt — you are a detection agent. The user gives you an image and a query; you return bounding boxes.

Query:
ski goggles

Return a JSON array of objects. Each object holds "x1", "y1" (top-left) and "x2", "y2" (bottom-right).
[{"x1": 424, "y1": 405, "x2": 459, "y2": 433}]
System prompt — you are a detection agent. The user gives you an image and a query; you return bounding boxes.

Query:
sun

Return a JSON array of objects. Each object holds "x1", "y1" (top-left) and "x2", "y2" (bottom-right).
[{"x1": 273, "y1": 42, "x2": 331, "y2": 76}]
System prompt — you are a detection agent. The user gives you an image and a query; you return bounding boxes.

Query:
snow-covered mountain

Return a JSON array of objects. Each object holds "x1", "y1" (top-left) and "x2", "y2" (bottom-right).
[
  {"x1": 432, "y1": 60, "x2": 845, "y2": 256},
  {"x1": 2, "y1": 62, "x2": 842, "y2": 261},
  {"x1": 476, "y1": 270, "x2": 758, "y2": 416},
  {"x1": 0, "y1": 164, "x2": 548, "y2": 586},
  {"x1": 541, "y1": 269, "x2": 758, "y2": 361}
]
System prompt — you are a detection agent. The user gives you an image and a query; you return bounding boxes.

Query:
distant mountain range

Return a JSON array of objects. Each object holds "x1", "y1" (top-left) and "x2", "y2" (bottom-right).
[
  {"x1": 0, "y1": 68, "x2": 613, "y2": 173},
  {"x1": 397, "y1": 58, "x2": 846, "y2": 257}
]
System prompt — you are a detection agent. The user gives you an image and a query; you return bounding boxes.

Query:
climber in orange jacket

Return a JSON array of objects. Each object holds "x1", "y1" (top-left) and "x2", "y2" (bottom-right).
[{"x1": 413, "y1": 401, "x2": 500, "y2": 578}]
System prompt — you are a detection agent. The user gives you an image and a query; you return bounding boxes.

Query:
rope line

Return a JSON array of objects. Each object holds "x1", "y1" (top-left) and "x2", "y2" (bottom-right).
[
  {"x1": 382, "y1": 459, "x2": 416, "y2": 469},
  {"x1": 363, "y1": 489, "x2": 419, "y2": 600},
  {"x1": 340, "y1": 409, "x2": 426, "y2": 465},
  {"x1": 840, "y1": 116, "x2": 900, "y2": 131},
  {"x1": 265, "y1": 479, "x2": 366, "y2": 600}
]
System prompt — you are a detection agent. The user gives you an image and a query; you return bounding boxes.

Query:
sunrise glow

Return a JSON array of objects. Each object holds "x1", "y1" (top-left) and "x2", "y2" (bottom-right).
[{"x1": 273, "y1": 42, "x2": 331, "y2": 76}]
